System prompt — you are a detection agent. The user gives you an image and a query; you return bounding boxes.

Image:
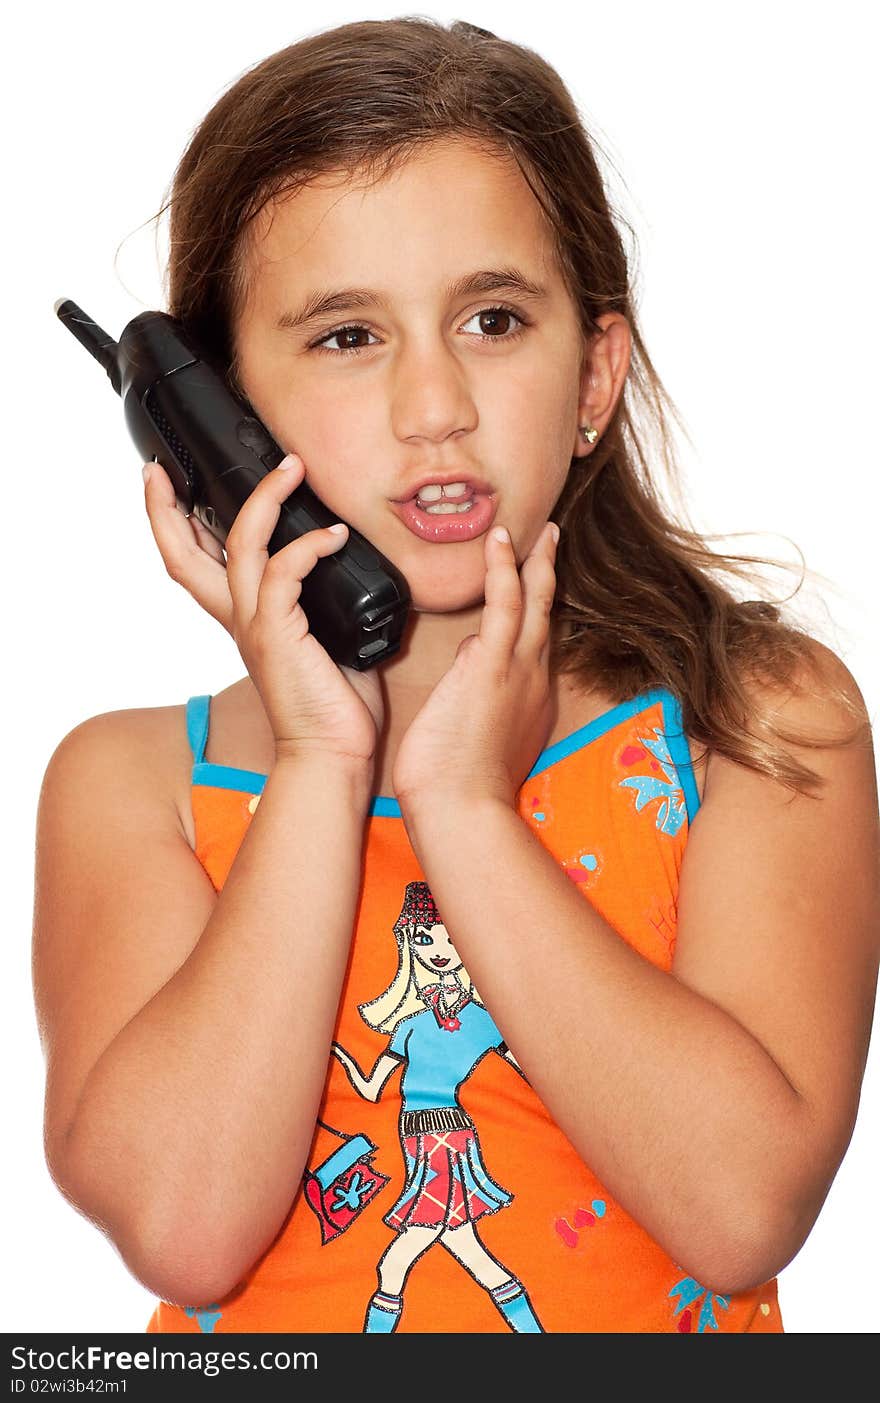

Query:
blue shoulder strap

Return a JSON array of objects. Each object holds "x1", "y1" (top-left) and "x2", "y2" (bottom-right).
[
  {"x1": 657, "y1": 688, "x2": 702, "y2": 823},
  {"x1": 185, "y1": 694, "x2": 211, "y2": 765}
]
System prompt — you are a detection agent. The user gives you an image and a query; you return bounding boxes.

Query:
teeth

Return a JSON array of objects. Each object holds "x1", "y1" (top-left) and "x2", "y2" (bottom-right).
[
  {"x1": 416, "y1": 481, "x2": 469, "y2": 503},
  {"x1": 422, "y1": 500, "x2": 474, "y2": 515}
]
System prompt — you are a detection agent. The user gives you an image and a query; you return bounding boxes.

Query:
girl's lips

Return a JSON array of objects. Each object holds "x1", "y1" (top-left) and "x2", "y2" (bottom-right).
[{"x1": 390, "y1": 492, "x2": 497, "y2": 543}]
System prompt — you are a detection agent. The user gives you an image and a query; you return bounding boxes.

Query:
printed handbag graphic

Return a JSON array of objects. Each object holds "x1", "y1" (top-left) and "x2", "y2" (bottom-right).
[{"x1": 303, "y1": 1122, "x2": 390, "y2": 1245}]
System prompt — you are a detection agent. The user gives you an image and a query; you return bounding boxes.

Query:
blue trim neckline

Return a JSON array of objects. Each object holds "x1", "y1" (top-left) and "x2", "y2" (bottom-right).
[{"x1": 185, "y1": 687, "x2": 702, "y2": 824}]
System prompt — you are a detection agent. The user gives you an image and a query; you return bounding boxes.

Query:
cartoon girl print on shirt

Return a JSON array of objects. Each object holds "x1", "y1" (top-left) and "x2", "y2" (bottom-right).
[{"x1": 330, "y1": 880, "x2": 544, "y2": 1334}]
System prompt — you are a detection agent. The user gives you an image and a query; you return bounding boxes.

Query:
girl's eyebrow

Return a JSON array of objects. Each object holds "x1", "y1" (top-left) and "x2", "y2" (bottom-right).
[{"x1": 274, "y1": 267, "x2": 550, "y2": 332}]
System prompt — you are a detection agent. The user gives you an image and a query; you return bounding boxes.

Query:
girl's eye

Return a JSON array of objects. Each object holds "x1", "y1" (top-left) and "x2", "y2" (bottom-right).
[
  {"x1": 412, "y1": 934, "x2": 433, "y2": 946},
  {"x1": 310, "y1": 304, "x2": 528, "y2": 357},
  {"x1": 312, "y1": 324, "x2": 381, "y2": 356},
  {"x1": 459, "y1": 305, "x2": 527, "y2": 342}
]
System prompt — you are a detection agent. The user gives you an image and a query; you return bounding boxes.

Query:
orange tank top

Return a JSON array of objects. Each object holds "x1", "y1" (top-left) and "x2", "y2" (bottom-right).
[{"x1": 146, "y1": 686, "x2": 783, "y2": 1334}]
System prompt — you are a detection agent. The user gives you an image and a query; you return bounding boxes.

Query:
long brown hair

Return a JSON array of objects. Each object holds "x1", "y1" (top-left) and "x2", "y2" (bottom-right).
[{"x1": 144, "y1": 16, "x2": 866, "y2": 796}]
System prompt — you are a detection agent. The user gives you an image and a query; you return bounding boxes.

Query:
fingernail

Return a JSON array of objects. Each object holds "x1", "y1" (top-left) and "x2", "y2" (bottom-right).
[
  {"x1": 142, "y1": 464, "x2": 152, "y2": 485},
  {"x1": 328, "y1": 523, "x2": 348, "y2": 535},
  {"x1": 549, "y1": 522, "x2": 560, "y2": 545},
  {"x1": 277, "y1": 452, "x2": 300, "y2": 470},
  {"x1": 492, "y1": 525, "x2": 509, "y2": 544}
]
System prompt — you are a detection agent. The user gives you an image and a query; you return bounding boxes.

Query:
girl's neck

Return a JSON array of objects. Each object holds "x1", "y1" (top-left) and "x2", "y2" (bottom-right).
[{"x1": 375, "y1": 596, "x2": 486, "y2": 699}]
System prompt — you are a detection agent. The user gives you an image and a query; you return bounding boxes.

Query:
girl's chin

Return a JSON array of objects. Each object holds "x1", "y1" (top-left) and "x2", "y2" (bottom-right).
[
  {"x1": 409, "y1": 587, "x2": 486, "y2": 616},
  {"x1": 379, "y1": 541, "x2": 490, "y2": 614}
]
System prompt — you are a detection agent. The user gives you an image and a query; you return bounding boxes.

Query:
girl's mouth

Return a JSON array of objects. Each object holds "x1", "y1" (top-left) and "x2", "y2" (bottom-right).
[
  {"x1": 430, "y1": 957, "x2": 451, "y2": 967},
  {"x1": 390, "y1": 491, "x2": 497, "y2": 543}
]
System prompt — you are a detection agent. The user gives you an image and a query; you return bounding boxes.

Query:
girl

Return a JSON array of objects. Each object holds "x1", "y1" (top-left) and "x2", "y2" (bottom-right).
[{"x1": 33, "y1": 18, "x2": 878, "y2": 1335}]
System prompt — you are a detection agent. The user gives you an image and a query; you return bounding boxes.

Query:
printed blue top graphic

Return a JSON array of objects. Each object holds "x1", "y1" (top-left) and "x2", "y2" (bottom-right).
[{"x1": 389, "y1": 1004, "x2": 505, "y2": 1112}]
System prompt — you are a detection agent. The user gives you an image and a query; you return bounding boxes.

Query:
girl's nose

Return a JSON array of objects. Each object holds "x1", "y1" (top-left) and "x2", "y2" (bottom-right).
[{"x1": 389, "y1": 336, "x2": 479, "y2": 444}]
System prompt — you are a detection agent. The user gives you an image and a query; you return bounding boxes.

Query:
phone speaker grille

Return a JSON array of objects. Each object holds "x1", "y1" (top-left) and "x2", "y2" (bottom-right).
[{"x1": 145, "y1": 390, "x2": 196, "y2": 479}]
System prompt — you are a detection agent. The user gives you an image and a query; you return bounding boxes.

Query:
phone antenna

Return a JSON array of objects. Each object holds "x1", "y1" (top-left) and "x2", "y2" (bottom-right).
[{"x1": 54, "y1": 298, "x2": 121, "y2": 395}]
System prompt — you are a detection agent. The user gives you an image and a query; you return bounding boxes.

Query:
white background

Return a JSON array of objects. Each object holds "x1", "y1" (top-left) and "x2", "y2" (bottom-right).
[{"x1": 4, "y1": 0, "x2": 877, "y2": 1334}]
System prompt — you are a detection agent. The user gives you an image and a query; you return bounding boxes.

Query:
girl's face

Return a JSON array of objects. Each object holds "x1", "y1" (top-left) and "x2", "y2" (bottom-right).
[
  {"x1": 409, "y1": 922, "x2": 463, "y2": 976},
  {"x1": 233, "y1": 135, "x2": 589, "y2": 614}
]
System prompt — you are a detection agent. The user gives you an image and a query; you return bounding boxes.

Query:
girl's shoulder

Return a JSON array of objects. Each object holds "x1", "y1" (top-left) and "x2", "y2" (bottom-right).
[
  {"x1": 699, "y1": 638, "x2": 871, "y2": 808},
  {"x1": 45, "y1": 703, "x2": 199, "y2": 849},
  {"x1": 50, "y1": 680, "x2": 277, "y2": 853}
]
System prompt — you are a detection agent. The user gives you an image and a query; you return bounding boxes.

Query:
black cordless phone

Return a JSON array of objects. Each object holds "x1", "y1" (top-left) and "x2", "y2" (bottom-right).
[{"x1": 54, "y1": 299, "x2": 411, "y2": 670}]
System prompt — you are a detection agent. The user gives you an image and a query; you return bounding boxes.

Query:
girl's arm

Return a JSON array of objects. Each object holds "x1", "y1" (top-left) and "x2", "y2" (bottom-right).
[
  {"x1": 33, "y1": 712, "x2": 373, "y2": 1307},
  {"x1": 330, "y1": 1044, "x2": 402, "y2": 1101},
  {"x1": 399, "y1": 645, "x2": 879, "y2": 1296}
]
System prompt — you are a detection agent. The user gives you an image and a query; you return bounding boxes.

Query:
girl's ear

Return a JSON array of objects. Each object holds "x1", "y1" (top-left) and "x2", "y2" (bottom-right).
[{"x1": 573, "y1": 313, "x2": 632, "y2": 457}]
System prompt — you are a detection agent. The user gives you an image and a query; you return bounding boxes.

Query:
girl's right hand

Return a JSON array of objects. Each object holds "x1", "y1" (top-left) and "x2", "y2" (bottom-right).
[{"x1": 142, "y1": 452, "x2": 385, "y2": 767}]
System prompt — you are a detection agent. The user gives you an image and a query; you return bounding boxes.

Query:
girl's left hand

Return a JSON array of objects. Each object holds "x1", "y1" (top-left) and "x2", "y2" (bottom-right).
[{"x1": 392, "y1": 521, "x2": 560, "y2": 813}]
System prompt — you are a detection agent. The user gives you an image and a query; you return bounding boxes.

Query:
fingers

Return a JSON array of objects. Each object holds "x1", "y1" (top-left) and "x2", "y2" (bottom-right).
[
  {"x1": 189, "y1": 512, "x2": 227, "y2": 564},
  {"x1": 256, "y1": 521, "x2": 349, "y2": 630},
  {"x1": 518, "y1": 522, "x2": 559, "y2": 658},
  {"x1": 479, "y1": 527, "x2": 524, "y2": 657},
  {"x1": 480, "y1": 521, "x2": 558, "y2": 662},
  {"x1": 144, "y1": 450, "x2": 351, "y2": 647},
  {"x1": 224, "y1": 453, "x2": 349, "y2": 633},
  {"x1": 224, "y1": 454, "x2": 308, "y2": 624},
  {"x1": 143, "y1": 461, "x2": 234, "y2": 631}
]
